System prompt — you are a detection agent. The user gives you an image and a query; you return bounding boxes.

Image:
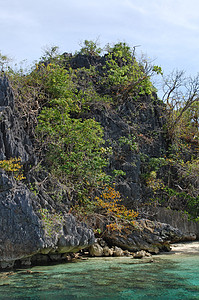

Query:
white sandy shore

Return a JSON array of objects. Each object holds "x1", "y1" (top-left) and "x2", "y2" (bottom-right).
[{"x1": 170, "y1": 241, "x2": 199, "y2": 254}]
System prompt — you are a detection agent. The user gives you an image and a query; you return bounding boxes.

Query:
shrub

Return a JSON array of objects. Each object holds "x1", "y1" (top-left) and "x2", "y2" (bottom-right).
[
  {"x1": 95, "y1": 186, "x2": 138, "y2": 231},
  {"x1": 0, "y1": 157, "x2": 25, "y2": 181},
  {"x1": 37, "y1": 93, "x2": 112, "y2": 202}
]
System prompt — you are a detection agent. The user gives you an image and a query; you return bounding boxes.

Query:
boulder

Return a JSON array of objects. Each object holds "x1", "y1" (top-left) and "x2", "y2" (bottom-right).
[
  {"x1": 103, "y1": 218, "x2": 183, "y2": 254},
  {"x1": 134, "y1": 250, "x2": 146, "y2": 259},
  {"x1": 89, "y1": 243, "x2": 103, "y2": 257},
  {"x1": 113, "y1": 246, "x2": 124, "y2": 257},
  {"x1": 103, "y1": 246, "x2": 112, "y2": 256}
]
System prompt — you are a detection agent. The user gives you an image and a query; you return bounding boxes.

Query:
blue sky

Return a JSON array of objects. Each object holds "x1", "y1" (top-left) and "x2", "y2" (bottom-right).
[{"x1": 1, "y1": 0, "x2": 199, "y2": 77}]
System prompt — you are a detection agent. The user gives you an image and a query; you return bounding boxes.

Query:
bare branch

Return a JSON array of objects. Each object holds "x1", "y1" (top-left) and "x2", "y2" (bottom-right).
[{"x1": 161, "y1": 70, "x2": 199, "y2": 139}]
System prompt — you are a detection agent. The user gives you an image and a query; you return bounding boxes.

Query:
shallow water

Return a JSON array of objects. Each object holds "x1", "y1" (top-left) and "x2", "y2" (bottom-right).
[{"x1": 1, "y1": 245, "x2": 199, "y2": 299}]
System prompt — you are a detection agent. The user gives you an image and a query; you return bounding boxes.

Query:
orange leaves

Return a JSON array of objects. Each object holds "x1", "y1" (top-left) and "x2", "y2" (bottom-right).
[
  {"x1": 102, "y1": 186, "x2": 121, "y2": 201},
  {"x1": 106, "y1": 223, "x2": 121, "y2": 232},
  {"x1": 95, "y1": 186, "x2": 138, "y2": 231}
]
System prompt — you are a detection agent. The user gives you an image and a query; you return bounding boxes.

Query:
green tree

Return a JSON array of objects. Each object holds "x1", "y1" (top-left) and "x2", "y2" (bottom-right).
[
  {"x1": 79, "y1": 39, "x2": 102, "y2": 56},
  {"x1": 0, "y1": 51, "x2": 11, "y2": 71},
  {"x1": 101, "y1": 42, "x2": 162, "y2": 100},
  {"x1": 34, "y1": 63, "x2": 111, "y2": 201}
]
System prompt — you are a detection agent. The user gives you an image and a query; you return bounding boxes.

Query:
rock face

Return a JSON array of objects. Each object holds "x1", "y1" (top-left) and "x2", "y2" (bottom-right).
[
  {"x1": 103, "y1": 219, "x2": 181, "y2": 254},
  {"x1": 0, "y1": 66, "x2": 198, "y2": 268},
  {"x1": 0, "y1": 76, "x2": 95, "y2": 269},
  {"x1": 152, "y1": 207, "x2": 199, "y2": 241},
  {"x1": 66, "y1": 53, "x2": 199, "y2": 241},
  {"x1": 92, "y1": 93, "x2": 166, "y2": 207}
]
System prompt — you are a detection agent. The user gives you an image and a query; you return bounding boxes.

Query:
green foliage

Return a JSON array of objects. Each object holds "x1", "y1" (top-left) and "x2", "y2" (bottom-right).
[
  {"x1": 101, "y1": 42, "x2": 161, "y2": 99},
  {"x1": 79, "y1": 39, "x2": 102, "y2": 56},
  {"x1": 112, "y1": 169, "x2": 126, "y2": 178},
  {"x1": 70, "y1": 66, "x2": 113, "y2": 108},
  {"x1": 32, "y1": 62, "x2": 112, "y2": 201},
  {"x1": 37, "y1": 104, "x2": 110, "y2": 197},
  {"x1": 0, "y1": 51, "x2": 11, "y2": 71},
  {"x1": 148, "y1": 157, "x2": 167, "y2": 172},
  {"x1": 29, "y1": 182, "x2": 39, "y2": 196},
  {"x1": 118, "y1": 134, "x2": 139, "y2": 152},
  {"x1": 39, "y1": 208, "x2": 64, "y2": 238},
  {"x1": 143, "y1": 151, "x2": 199, "y2": 219},
  {"x1": 187, "y1": 195, "x2": 199, "y2": 220},
  {"x1": 152, "y1": 65, "x2": 163, "y2": 75},
  {"x1": 161, "y1": 185, "x2": 199, "y2": 221}
]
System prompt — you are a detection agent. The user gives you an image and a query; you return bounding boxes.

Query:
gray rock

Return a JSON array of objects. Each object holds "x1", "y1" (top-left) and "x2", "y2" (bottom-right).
[
  {"x1": 0, "y1": 76, "x2": 14, "y2": 108},
  {"x1": 103, "y1": 218, "x2": 183, "y2": 254},
  {"x1": 0, "y1": 77, "x2": 95, "y2": 268},
  {"x1": 0, "y1": 260, "x2": 14, "y2": 269},
  {"x1": 152, "y1": 207, "x2": 199, "y2": 241},
  {"x1": 0, "y1": 184, "x2": 94, "y2": 268},
  {"x1": 20, "y1": 257, "x2": 32, "y2": 266}
]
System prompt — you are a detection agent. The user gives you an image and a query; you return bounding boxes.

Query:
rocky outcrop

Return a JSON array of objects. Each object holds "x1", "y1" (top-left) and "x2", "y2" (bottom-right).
[
  {"x1": 92, "y1": 93, "x2": 166, "y2": 207},
  {"x1": 152, "y1": 207, "x2": 199, "y2": 241},
  {"x1": 88, "y1": 239, "x2": 128, "y2": 257},
  {"x1": 0, "y1": 63, "x2": 198, "y2": 269},
  {"x1": 0, "y1": 173, "x2": 94, "y2": 270},
  {"x1": 0, "y1": 76, "x2": 95, "y2": 269},
  {"x1": 103, "y1": 219, "x2": 181, "y2": 254},
  {"x1": 65, "y1": 52, "x2": 167, "y2": 207}
]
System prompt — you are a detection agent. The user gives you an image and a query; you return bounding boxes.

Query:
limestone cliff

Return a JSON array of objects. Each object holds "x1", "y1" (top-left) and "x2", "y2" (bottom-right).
[
  {"x1": 0, "y1": 76, "x2": 94, "y2": 269},
  {"x1": 0, "y1": 51, "x2": 198, "y2": 268}
]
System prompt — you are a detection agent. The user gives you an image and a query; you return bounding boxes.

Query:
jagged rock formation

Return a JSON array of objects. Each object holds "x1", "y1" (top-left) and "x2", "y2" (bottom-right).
[
  {"x1": 152, "y1": 207, "x2": 199, "y2": 240},
  {"x1": 0, "y1": 54, "x2": 198, "y2": 269},
  {"x1": 0, "y1": 76, "x2": 94, "y2": 269},
  {"x1": 103, "y1": 219, "x2": 181, "y2": 254},
  {"x1": 93, "y1": 93, "x2": 165, "y2": 206},
  {"x1": 67, "y1": 54, "x2": 166, "y2": 207},
  {"x1": 91, "y1": 96, "x2": 199, "y2": 242}
]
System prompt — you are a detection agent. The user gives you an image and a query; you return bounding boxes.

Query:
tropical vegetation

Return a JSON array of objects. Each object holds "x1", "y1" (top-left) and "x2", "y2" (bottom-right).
[{"x1": 0, "y1": 40, "x2": 198, "y2": 233}]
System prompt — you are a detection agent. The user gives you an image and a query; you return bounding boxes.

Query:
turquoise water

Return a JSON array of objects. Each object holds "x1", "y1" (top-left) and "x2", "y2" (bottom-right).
[{"x1": 0, "y1": 253, "x2": 199, "y2": 299}]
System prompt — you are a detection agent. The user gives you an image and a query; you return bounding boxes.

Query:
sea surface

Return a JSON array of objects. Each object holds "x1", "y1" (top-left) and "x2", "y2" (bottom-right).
[{"x1": 0, "y1": 242, "x2": 199, "y2": 300}]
